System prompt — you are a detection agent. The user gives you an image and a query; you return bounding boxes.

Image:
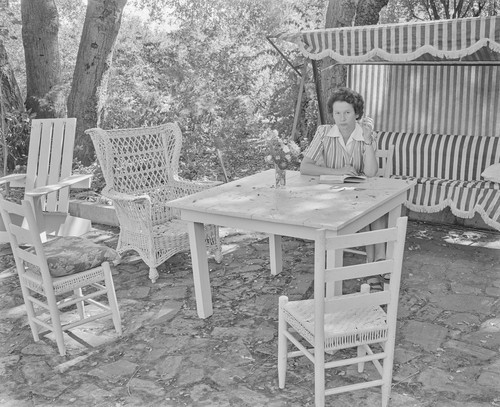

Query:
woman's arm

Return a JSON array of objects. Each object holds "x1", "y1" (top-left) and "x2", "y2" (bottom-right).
[
  {"x1": 362, "y1": 143, "x2": 378, "y2": 177},
  {"x1": 300, "y1": 156, "x2": 357, "y2": 176},
  {"x1": 360, "y1": 119, "x2": 378, "y2": 177}
]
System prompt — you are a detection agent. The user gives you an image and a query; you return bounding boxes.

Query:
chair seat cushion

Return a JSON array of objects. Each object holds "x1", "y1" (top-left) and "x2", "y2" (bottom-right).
[{"x1": 33, "y1": 236, "x2": 120, "y2": 278}]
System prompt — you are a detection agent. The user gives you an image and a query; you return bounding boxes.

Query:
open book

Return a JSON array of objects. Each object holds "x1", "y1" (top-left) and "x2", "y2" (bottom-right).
[{"x1": 319, "y1": 174, "x2": 367, "y2": 184}]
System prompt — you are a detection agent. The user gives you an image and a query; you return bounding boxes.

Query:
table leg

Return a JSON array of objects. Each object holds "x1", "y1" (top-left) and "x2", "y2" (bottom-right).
[
  {"x1": 269, "y1": 234, "x2": 283, "y2": 275},
  {"x1": 386, "y1": 205, "x2": 402, "y2": 259},
  {"x1": 187, "y1": 222, "x2": 213, "y2": 318}
]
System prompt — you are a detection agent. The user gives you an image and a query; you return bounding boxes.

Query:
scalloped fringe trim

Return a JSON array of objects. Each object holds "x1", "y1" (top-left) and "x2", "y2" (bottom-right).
[{"x1": 405, "y1": 200, "x2": 500, "y2": 231}]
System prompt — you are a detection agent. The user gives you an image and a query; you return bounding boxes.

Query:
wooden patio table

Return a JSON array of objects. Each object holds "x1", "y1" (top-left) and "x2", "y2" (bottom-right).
[{"x1": 169, "y1": 169, "x2": 416, "y2": 319}]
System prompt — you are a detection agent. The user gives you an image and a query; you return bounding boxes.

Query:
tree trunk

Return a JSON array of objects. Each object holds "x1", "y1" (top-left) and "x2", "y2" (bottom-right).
[
  {"x1": 21, "y1": 0, "x2": 64, "y2": 118},
  {"x1": 354, "y1": 0, "x2": 391, "y2": 25},
  {"x1": 67, "y1": 0, "x2": 128, "y2": 166},
  {"x1": 319, "y1": 0, "x2": 388, "y2": 123},
  {"x1": 318, "y1": 0, "x2": 355, "y2": 123}
]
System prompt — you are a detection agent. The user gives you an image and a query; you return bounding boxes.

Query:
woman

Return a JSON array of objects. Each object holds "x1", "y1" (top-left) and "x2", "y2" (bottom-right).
[
  {"x1": 300, "y1": 87, "x2": 387, "y2": 279},
  {"x1": 300, "y1": 87, "x2": 378, "y2": 178}
]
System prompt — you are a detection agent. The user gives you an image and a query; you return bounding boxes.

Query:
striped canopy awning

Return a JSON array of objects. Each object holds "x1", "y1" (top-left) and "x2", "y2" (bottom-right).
[{"x1": 276, "y1": 16, "x2": 500, "y2": 63}]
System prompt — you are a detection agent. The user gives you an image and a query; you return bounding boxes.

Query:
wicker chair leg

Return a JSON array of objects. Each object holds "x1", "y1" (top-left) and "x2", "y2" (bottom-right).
[
  {"x1": 214, "y1": 247, "x2": 223, "y2": 263},
  {"x1": 149, "y1": 267, "x2": 159, "y2": 283}
]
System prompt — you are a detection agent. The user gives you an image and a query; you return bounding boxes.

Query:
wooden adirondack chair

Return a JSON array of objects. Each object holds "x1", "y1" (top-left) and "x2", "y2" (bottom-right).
[{"x1": 0, "y1": 118, "x2": 92, "y2": 242}]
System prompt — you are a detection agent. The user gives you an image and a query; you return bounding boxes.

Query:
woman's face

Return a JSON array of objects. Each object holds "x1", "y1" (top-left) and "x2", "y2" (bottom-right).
[{"x1": 331, "y1": 101, "x2": 358, "y2": 131}]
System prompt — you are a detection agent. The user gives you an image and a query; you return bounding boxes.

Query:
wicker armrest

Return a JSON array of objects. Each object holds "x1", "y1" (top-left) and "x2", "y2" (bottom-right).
[
  {"x1": 170, "y1": 179, "x2": 223, "y2": 197},
  {"x1": 102, "y1": 188, "x2": 151, "y2": 204},
  {"x1": 102, "y1": 188, "x2": 153, "y2": 227}
]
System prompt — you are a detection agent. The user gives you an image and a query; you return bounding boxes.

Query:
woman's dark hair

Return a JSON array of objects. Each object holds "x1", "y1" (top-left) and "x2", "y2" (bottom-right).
[{"x1": 327, "y1": 87, "x2": 364, "y2": 119}]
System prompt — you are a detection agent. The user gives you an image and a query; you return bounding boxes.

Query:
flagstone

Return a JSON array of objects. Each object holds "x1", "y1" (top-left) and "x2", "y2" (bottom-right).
[
  {"x1": 485, "y1": 287, "x2": 500, "y2": 296},
  {"x1": 394, "y1": 347, "x2": 420, "y2": 364},
  {"x1": 417, "y1": 367, "x2": 485, "y2": 397},
  {"x1": 150, "y1": 285, "x2": 188, "y2": 301},
  {"x1": 29, "y1": 375, "x2": 69, "y2": 398},
  {"x1": 450, "y1": 282, "x2": 483, "y2": 294},
  {"x1": 441, "y1": 312, "x2": 481, "y2": 332},
  {"x1": 430, "y1": 294, "x2": 495, "y2": 314},
  {"x1": 153, "y1": 355, "x2": 183, "y2": 381},
  {"x1": 461, "y1": 331, "x2": 500, "y2": 349},
  {"x1": 128, "y1": 377, "x2": 166, "y2": 397},
  {"x1": 401, "y1": 321, "x2": 448, "y2": 351},
  {"x1": 176, "y1": 367, "x2": 204, "y2": 386},
  {"x1": 443, "y1": 339, "x2": 497, "y2": 360},
  {"x1": 0, "y1": 355, "x2": 20, "y2": 375},
  {"x1": 151, "y1": 302, "x2": 183, "y2": 323},
  {"x1": 477, "y1": 359, "x2": 500, "y2": 389},
  {"x1": 87, "y1": 359, "x2": 138, "y2": 382}
]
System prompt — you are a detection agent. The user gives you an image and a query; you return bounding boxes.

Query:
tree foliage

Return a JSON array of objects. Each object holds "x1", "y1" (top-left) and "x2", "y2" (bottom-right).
[
  {"x1": 5, "y1": 0, "x2": 496, "y2": 186},
  {"x1": 103, "y1": 0, "x2": 324, "y2": 180},
  {"x1": 381, "y1": 0, "x2": 498, "y2": 21}
]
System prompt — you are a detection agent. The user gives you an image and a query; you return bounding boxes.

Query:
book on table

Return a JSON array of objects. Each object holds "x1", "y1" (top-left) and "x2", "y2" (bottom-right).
[{"x1": 318, "y1": 174, "x2": 368, "y2": 184}]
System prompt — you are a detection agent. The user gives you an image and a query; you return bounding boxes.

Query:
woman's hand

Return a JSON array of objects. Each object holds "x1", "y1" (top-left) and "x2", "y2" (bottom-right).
[{"x1": 360, "y1": 117, "x2": 374, "y2": 144}]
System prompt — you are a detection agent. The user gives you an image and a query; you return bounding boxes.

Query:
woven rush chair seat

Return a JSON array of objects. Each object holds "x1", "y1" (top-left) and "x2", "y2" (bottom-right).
[
  {"x1": 281, "y1": 299, "x2": 388, "y2": 351},
  {"x1": 278, "y1": 217, "x2": 408, "y2": 407},
  {"x1": 0, "y1": 197, "x2": 122, "y2": 356},
  {"x1": 86, "y1": 123, "x2": 222, "y2": 283}
]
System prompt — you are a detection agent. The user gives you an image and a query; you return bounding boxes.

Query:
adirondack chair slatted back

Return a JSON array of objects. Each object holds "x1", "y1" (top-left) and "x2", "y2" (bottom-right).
[
  {"x1": 26, "y1": 119, "x2": 77, "y2": 213},
  {"x1": 91, "y1": 124, "x2": 182, "y2": 197}
]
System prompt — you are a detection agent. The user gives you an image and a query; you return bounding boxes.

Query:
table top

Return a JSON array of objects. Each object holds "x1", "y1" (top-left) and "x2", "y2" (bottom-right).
[{"x1": 169, "y1": 170, "x2": 415, "y2": 231}]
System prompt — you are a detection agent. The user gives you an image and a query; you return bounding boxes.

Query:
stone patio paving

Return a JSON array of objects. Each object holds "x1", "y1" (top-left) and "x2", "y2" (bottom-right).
[{"x1": 0, "y1": 220, "x2": 499, "y2": 406}]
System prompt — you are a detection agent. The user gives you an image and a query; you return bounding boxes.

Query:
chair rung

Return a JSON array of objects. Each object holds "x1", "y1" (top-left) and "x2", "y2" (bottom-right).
[
  {"x1": 86, "y1": 298, "x2": 111, "y2": 311},
  {"x1": 325, "y1": 379, "x2": 384, "y2": 396},
  {"x1": 57, "y1": 289, "x2": 108, "y2": 310},
  {"x1": 27, "y1": 295, "x2": 50, "y2": 310},
  {"x1": 31, "y1": 316, "x2": 58, "y2": 333},
  {"x1": 62, "y1": 310, "x2": 113, "y2": 331},
  {"x1": 325, "y1": 352, "x2": 386, "y2": 369},
  {"x1": 284, "y1": 330, "x2": 315, "y2": 364},
  {"x1": 344, "y1": 248, "x2": 367, "y2": 256}
]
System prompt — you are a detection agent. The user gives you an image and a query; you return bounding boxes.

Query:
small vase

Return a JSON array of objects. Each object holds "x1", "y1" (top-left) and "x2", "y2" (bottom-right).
[{"x1": 275, "y1": 165, "x2": 286, "y2": 188}]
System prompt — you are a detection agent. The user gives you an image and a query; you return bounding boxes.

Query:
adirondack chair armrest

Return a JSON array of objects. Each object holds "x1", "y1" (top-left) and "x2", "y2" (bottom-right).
[
  {"x1": 59, "y1": 173, "x2": 93, "y2": 189},
  {"x1": 25, "y1": 174, "x2": 93, "y2": 198},
  {"x1": 0, "y1": 173, "x2": 27, "y2": 188}
]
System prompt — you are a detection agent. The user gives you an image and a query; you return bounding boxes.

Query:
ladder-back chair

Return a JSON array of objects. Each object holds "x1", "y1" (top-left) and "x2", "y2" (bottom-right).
[
  {"x1": 0, "y1": 197, "x2": 122, "y2": 356},
  {"x1": 86, "y1": 123, "x2": 222, "y2": 283},
  {"x1": 0, "y1": 118, "x2": 92, "y2": 242},
  {"x1": 278, "y1": 217, "x2": 408, "y2": 407}
]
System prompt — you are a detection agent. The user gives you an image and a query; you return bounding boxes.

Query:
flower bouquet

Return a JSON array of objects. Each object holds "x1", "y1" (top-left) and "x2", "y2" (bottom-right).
[{"x1": 262, "y1": 129, "x2": 301, "y2": 187}]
